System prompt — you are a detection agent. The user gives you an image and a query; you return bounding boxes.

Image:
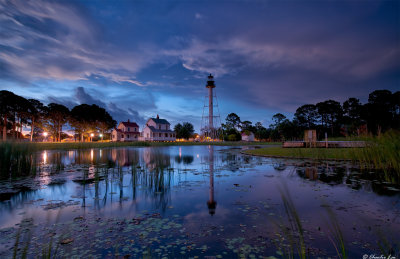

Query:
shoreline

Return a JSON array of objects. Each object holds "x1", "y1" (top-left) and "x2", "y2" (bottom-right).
[{"x1": 1, "y1": 141, "x2": 281, "y2": 151}]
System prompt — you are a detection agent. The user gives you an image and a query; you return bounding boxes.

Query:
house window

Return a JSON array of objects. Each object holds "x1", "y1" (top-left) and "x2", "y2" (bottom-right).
[
  {"x1": 127, "y1": 127, "x2": 130, "y2": 131},
  {"x1": 159, "y1": 133, "x2": 161, "y2": 137},
  {"x1": 134, "y1": 128, "x2": 137, "y2": 132},
  {"x1": 165, "y1": 133, "x2": 168, "y2": 137},
  {"x1": 159, "y1": 125, "x2": 161, "y2": 130},
  {"x1": 127, "y1": 134, "x2": 129, "y2": 139},
  {"x1": 147, "y1": 133, "x2": 149, "y2": 138},
  {"x1": 122, "y1": 134, "x2": 124, "y2": 138}
]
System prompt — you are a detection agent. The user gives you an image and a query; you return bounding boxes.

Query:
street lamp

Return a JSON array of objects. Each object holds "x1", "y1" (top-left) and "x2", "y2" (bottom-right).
[
  {"x1": 43, "y1": 132, "x2": 48, "y2": 142},
  {"x1": 99, "y1": 134, "x2": 103, "y2": 142},
  {"x1": 90, "y1": 133, "x2": 94, "y2": 142}
]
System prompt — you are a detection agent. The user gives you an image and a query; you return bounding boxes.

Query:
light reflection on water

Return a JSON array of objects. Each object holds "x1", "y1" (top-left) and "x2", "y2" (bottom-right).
[{"x1": 0, "y1": 145, "x2": 399, "y2": 257}]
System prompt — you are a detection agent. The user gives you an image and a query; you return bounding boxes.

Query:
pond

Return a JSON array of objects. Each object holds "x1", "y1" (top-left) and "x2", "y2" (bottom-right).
[{"x1": 0, "y1": 145, "x2": 399, "y2": 258}]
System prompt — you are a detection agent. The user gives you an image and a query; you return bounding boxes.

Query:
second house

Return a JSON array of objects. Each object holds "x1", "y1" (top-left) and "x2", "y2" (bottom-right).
[{"x1": 140, "y1": 115, "x2": 176, "y2": 141}]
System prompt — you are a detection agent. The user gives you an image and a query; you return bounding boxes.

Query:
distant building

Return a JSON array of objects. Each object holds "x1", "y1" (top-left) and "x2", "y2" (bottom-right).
[
  {"x1": 111, "y1": 120, "x2": 140, "y2": 142},
  {"x1": 140, "y1": 115, "x2": 176, "y2": 141},
  {"x1": 241, "y1": 131, "x2": 255, "y2": 142}
]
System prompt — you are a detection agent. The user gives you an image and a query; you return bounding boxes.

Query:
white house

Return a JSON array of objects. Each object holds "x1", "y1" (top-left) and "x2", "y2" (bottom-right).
[
  {"x1": 111, "y1": 120, "x2": 140, "y2": 142},
  {"x1": 241, "y1": 131, "x2": 255, "y2": 142},
  {"x1": 140, "y1": 115, "x2": 176, "y2": 141}
]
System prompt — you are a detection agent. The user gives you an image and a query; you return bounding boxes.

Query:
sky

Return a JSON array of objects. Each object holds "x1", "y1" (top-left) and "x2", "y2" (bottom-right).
[{"x1": 0, "y1": 0, "x2": 399, "y2": 132}]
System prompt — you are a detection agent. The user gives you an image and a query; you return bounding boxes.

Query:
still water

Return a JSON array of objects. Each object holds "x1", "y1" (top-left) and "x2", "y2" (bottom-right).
[{"x1": 0, "y1": 145, "x2": 399, "y2": 258}]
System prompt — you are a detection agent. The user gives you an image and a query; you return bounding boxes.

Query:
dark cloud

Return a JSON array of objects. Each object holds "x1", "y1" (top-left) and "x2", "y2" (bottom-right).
[
  {"x1": 74, "y1": 87, "x2": 146, "y2": 124},
  {"x1": 47, "y1": 87, "x2": 146, "y2": 124},
  {"x1": 75, "y1": 87, "x2": 106, "y2": 108},
  {"x1": 47, "y1": 96, "x2": 77, "y2": 110}
]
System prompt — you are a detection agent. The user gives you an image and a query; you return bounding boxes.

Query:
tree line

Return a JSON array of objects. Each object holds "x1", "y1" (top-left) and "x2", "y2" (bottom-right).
[
  {"x1": 221, "y1": 89, "x2": 399, "y2": 141},
  {"x1": 0, "y1": 90, "x2": 116, "y2": 142},
  {"x1": 1, "y1": 89, "x2": 398, "y2": 142}
]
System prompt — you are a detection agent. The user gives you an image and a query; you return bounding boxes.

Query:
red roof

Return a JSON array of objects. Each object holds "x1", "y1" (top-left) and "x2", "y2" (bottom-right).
[{"x1": 120, "y1": 121, "x2": 139, "y2": 127}]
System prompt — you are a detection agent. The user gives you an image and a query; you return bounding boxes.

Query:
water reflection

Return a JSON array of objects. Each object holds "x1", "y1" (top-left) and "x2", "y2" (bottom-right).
[
  {"x1": 207, "y1": 146, "x2": 217, "y2": 215},
  {"x1": 1, "y1": 146, "x2": 399, "y2": 227},
  {"x1": 1, "y1": 146, "x2": 400, "y2": 258},
  {"x1": 295, "y1": 163, "x2": 400, "y2": 196},
  {"x1": 175, "y1": 155, "x2": 194, "y2": 165}
]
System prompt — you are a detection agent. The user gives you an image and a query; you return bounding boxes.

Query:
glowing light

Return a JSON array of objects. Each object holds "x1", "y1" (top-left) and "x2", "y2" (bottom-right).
[
  {"x1": 196, "y1": 154, "x2": 199, "y2": 158},
  {"x1": 42, "y1": 151, "x2": 47, "y2": 164},
  {"x1": 99, "y1": 134, "x2": 103, "y2": 138},
  {"x1": 43, "y1": 132, "x2": 48, "y2": 137},
  {"x1": 179, "y1": 147, "x2": 182, "y2": 158},
  {"x1": 90, "y1": 149, "x2": 94, "y2": 161},
  {"x1": 90, "y1": 133, "x2": 94, "y2": 137}
]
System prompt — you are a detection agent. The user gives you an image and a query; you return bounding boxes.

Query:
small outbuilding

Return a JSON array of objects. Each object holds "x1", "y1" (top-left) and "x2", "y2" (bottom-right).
[{"x1": 241, "y1": 131, "x2": 255, "y2": 142}]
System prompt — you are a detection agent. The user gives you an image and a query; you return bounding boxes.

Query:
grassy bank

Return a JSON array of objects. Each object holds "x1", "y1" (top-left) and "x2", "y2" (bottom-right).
[
  {"x1": 245, "y1": 131, "x2": 400, "y2": 171},
  {"x1": 3, "y1": 140, "x2": 280, "y2": 151},
  {"x1": 245, "y1": 147, "x2": 356, "y2": 160}
]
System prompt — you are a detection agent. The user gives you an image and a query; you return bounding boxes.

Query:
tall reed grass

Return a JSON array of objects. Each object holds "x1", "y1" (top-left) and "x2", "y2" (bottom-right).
[
  {"x1": 276, "y1": 184, "x2": 347, "y2": 259},
  {"x1": 0, "y1": 141, "x2": 37, "y2": 179},
  {"x1": 348, "y1": 130, "x2": 400, "y2": 172}
]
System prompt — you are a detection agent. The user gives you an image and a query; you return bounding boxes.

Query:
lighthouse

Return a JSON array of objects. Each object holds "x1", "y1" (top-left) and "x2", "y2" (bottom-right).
[
  {"x1": 201, "y1": 74, "x2": 221, "y2": 140},
  {"x1": 206, "y1": 74, "x2": 215, "y2": 130}
]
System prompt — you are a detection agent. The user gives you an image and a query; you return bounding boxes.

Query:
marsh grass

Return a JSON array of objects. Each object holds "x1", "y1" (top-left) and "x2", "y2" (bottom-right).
[
  {"x1": 12, "y1": 218, "x2": 34, "y2": 259},
  {"x1": 277, "y1": 184, "x2": 306, "y2": 259},
  {"x1": 246, "y1": 131, "x2": 400, "y2": 172},
  {"x1": 0, "y1": 141, "x2": 37, "y2": 179},
  {"x1": 323, "y1": 205, "x2": 346, "y2": 259},
  {"x1": 275, "y1": 184, "x2": 347, "y2": 259},
  {"x1": 348, "y1": 130, "x2": 400, "y2": 172}
]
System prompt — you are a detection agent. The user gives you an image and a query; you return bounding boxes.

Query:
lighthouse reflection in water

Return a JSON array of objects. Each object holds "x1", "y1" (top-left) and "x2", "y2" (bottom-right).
[{"x1": 207, "y1": 146, "x2": 217, "y2": 215}]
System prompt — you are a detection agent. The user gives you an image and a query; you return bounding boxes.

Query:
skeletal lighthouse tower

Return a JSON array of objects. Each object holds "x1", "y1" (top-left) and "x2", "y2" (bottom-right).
[{"x1": 201, "y1": 74, "x2": 221, "y2": 140}]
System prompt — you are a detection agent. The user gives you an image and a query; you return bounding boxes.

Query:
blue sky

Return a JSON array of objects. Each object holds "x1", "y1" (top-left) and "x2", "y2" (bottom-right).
[{"x1": 1, "y1": 0, "x2": 399, "y2": 131}]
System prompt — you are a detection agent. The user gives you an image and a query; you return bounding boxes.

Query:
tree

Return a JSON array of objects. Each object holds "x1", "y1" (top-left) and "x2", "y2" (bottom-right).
[
  {"x1": 45, "y1": 103, "x2": 70, "y2": 142},
  {"x1": 28, "y1": 99, "x2": 45, "y2": 142},
  {"x1": 365, "y1": 90, "x2": 394, "y2": 134},
  {"x1": 342, "y1": 98, "x2": 363, "y2": 135},
  {"x1": 316, "y1": 100, "x2": 343, "y2": 136},
  {"x1": 270, "y1": 113, "x2": 286, "y2": 129},
  {"x1": 225, "y1": 113, "x2": 241, "y2": 130},
  {"x1": 174, "y1": 123, "x2": 183, "y2": 139},
  {"x1": 241, "y1": 120, "x2": 254, "y2": 132},
  {"x1": 70, "y1": 104, "x2": 115, "y2": 142},
  {"x1": 0, "y1": 90, "x2": 17, "y2": 141},
  {"x1": 181, "y1": 122, "x2": 194, "y2": 140},
  {"x1": 97, "y1": 108, "x2": 116, "y2": 141},
  {"x1": 174, "y1": 122, "x2": 194, "y2": 140},
  {"x1": 254, "y1": 122, "x2": 270, "y2": 141},
  {"x1": 294, "y1": 104, "x2": 318, "y2": 129}
]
